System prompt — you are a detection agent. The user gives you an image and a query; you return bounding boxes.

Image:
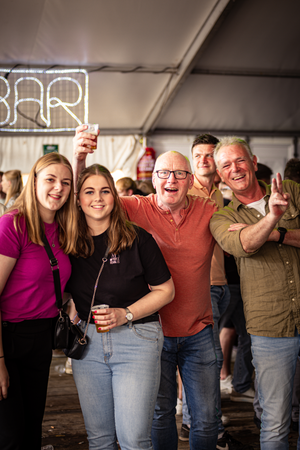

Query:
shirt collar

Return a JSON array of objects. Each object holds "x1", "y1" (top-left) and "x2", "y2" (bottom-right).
[
  {"x1": 231, "y1": 180, "x2": 270, "y2": 210},
  {"x1": 193, "y1": 175, "x2": 217, "y2": 198}
]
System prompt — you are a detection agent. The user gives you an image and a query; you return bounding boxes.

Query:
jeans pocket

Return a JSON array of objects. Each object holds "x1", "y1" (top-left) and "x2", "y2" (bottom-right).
[{"x1": 132, "y1": 322, "x2": 162, "y2": 342}]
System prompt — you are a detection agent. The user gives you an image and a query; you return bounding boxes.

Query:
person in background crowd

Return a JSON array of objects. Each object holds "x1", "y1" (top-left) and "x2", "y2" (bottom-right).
[
  {"x1": 219, "y1": 181, "x2": 233, "y2": 202},
  {"x1": 284, "y1": 158, "x2": 300, "y2": 184},
  {"x1": 180, "y1": 133, "x2": 239, "y2": 448},
  {"x1": 2, "y1": 170, "x2": 23, "y2": 208},
  {"x1": 116, "y1": 176, "x2": 145, "y2": 196},
  {"x1": 65, "y1": 163, "x2": 174, "y2": 450},
  {"x1": 136, "y1": 179, "x2": 156, "y2": 195},
  {"x1": 116, "y1": 176, "x2": 137, "y2": 196},
  {"x1": 0, "y1": 153, "x2": 77, "y2": 450},
  {"x1": 255, "y1": 163, "x2": 273, "y2": 184},
  {"x1": 210, "y1": 136, "x2": 300, "y2": 450},
  {"x1": 0, "y1": 172, "x2": 7, "y2": 205},
  {"x1": 219, "y1": 254, "x2": 254, "y2": 405},
  {"x1": 72, "y1": 124, "x2": 220, "y2": 450}
]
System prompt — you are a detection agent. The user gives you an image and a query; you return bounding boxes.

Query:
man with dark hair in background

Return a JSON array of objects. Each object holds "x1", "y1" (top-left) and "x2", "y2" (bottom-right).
[
  {"x1": 284, "y1": 158, "x2": 300, "y2": 183},
  {"x1": 180, "y1": 133, "x2": 232, "y2": 445},
  {"x1": 255, "y1": 163, "x2": 273, "y2": 185}
]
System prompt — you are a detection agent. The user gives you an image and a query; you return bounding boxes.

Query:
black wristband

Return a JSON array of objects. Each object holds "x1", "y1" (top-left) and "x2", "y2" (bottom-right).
[{"x1": 277, "y1": 227, "x2": 287, "y2": 244}]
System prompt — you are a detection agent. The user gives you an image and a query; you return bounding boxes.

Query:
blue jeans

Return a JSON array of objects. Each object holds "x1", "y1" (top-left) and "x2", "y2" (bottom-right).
[
  {"x1": 151, "y1": 325, "x2": 218, "y2": 450},
  {"x1": 181, "y1": 286, "x2": 230, "y2": 435},
  {"x1": 251, "y1": 333, "x2": 299, "y2": 450},
  {"x1": 72, "y1": 321, "x2": 164, "y2": 450},
  {"x1": 219, "y1": 284, "x2": 253, "y2": 393}
]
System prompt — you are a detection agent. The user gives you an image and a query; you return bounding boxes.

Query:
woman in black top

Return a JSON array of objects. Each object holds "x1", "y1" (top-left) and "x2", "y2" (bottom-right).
[{"x1": 66, "y1": 164, "x2": 174, "y2": 450}]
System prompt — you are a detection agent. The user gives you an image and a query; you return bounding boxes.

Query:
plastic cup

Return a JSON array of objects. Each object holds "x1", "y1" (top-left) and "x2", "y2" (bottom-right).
[
  {"x1": 83, "y1": 124, "x2": 99, "y2": 150},
  {"x1": 91, "y1": 304, "x2": 109, "y2": 333}
]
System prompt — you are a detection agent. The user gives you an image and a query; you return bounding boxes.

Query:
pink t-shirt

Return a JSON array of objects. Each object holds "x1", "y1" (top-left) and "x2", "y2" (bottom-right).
[
  {"x1": 121, "y1": 194, "x2": 217, "y2": 337},
  {"x1": 0, "y1": 212, "x2": 71, "y2": 322}
]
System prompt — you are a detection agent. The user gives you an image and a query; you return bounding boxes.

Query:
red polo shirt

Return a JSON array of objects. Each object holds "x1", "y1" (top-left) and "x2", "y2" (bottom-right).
[{"x1": 121, "y1": 194, "x2": 217, "y2": 337}]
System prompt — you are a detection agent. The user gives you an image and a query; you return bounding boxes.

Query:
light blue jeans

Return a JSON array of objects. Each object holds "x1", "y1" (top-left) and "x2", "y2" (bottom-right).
[
  {"x1": 251, "y1": 333, "x2": 299, "y2": 450},
  {"x1": 151, "y1": 325, "x2": 218, "y2": 450},
  {"x1": 72, "y1": 321, "x2": 164, "y2": 450}
]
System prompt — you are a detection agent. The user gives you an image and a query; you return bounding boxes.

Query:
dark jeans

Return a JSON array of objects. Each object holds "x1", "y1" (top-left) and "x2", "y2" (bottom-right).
[
  {"x1": 151, "y1": 325, "x2": 218, "y2": 450},
  {"x1": 0, "y1": 319, "x2": 53, "y2": 450},
  {"x1": 219, "y1": 284, "x2": 254, "y2": 393}
]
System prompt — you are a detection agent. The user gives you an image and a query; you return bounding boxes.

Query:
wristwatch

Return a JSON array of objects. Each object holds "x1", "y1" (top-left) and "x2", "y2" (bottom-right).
[
  {"x1": 125, "y1": 307, "x2": 134, "y2": 324},
  {"x1": 277, "y1": 227, "x2": 287, "y2": 244}
]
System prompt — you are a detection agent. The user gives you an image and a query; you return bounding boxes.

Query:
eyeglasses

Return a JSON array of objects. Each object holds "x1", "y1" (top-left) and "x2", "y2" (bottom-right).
[{"x1": 155, "y1": 170, "x2": 191, "y2": 180}]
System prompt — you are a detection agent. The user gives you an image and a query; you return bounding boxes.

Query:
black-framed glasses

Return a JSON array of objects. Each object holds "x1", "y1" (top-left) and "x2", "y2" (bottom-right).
[{"x1": 155, "y1": 170, "x2": 191, "y2": 180}]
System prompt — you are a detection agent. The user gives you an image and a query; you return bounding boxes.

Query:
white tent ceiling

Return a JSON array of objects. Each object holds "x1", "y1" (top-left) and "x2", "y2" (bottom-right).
[{"x1": 1, "y1": 0, "x2": 300, "y2": 137}]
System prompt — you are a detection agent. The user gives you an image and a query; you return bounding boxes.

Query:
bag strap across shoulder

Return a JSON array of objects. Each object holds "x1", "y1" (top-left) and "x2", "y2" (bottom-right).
[
  {"x1": 43, "y1": 234, "x2": 62, "y2": 309},
  {"x1": 83, "y1": 246, "x2": 110, "y2": 339}
]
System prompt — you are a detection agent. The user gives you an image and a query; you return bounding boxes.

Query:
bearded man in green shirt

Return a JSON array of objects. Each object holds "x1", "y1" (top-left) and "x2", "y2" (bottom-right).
[{"x1": 210, "y1": 136, "x2": 300, "y2": 450}]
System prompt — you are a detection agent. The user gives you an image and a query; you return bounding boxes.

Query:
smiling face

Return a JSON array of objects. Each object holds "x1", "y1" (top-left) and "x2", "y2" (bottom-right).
[
  {"x1": 152, "y1": 151, "x2": 193, "y2": 212},
  {"x1": 78, "y1": 174, "x2": 114, "y2": 234},
  {"x1": 192, "y1": 144, "x2": 216, "y2": 179},
  {"x1": 35, "y1": 164, "x2": 72, "y2": 223},
  {"x1": 216, "y1": 145, "x2": 258, "y2": 199}
]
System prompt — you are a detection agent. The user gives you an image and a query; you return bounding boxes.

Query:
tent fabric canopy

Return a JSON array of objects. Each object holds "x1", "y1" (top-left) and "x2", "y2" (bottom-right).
[{"x1": 0, "y1": 0, "x2": 299, "y2": 137}]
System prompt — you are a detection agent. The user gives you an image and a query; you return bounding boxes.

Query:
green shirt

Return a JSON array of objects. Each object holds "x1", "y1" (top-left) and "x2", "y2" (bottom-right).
[{"x1": 210, "y1": 180, "x2": 300, "y2": 337}]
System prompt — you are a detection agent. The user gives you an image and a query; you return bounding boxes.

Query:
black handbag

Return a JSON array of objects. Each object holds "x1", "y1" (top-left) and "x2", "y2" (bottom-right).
[
  {"x1": 43, "y1": 235, "x2": 109, "y2": 359},
  {"x1": 63, "y1": 322, "x2": 89, "y2": 359}
]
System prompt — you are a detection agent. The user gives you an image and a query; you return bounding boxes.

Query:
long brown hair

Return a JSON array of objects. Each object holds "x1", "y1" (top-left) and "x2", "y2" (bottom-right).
[
  {"x1": 7, "y1": 153, "x2": 77, "y2": 254},
  {"x1": 75, "y1": 164, "x2": 137, "y2": 258},
  {"x1": 4, "y1": 169, "x2": 23, "y2": 206}
]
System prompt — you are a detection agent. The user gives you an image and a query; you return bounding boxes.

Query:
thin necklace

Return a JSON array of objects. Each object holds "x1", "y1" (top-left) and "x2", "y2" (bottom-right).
[{"x1": 46, "y1": 225, "x2": 57, "y2": 248}]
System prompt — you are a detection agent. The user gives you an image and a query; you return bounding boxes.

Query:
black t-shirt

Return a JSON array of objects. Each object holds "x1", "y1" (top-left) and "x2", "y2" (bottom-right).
[{"x1": 66, "y1": 226, "x2": 171, "y2": 322}]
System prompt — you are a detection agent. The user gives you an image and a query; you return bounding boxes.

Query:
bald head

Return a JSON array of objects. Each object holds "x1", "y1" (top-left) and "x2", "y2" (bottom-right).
[
  {"x1": 152, "y1": 151, "x2": 193, "y2": 213},
  {"x1": 154, "y1": 151, "x2": 192, "y2": 173}
]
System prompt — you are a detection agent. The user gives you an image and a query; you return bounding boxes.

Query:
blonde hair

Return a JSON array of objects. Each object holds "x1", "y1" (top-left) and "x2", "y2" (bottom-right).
[
  {"x1": 7, "y1": 153, "x2": 77, "y2": 254},
  {"x1": 116, "y1": 177, "x2": 137, "y2": 193},
  {"x1": 4, "y1": 170, "x2": 23, "y2": 206},
  {"x1": 75, "y1": 164, "x2": 137, "y2": 258}
]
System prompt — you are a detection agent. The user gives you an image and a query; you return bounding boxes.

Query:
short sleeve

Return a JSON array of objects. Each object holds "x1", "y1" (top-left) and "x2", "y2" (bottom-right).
[
  {"x1": 136, "y1": 227, "x2": 171, "y2": 286},
  {"x1": 0, "y1": 213, "x2": 24, "y2": 259}
]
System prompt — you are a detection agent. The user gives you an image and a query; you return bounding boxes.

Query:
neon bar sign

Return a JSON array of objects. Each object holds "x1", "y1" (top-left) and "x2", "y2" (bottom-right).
[{"x1": 0, "y1": 68, "x2": 88, "y2": 132}]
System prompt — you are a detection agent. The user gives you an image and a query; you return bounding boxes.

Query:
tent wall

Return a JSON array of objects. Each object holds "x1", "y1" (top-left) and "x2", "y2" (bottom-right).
[
  {"x1": 0, "y1": 134, "x2": 295, "y2": 181},
  {"x1": 0, "y1": 135, "x2": 142, "y2": 179}
]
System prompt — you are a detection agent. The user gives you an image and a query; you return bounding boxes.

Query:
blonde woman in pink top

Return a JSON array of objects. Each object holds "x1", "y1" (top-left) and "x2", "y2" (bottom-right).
[{"x1": 0, "y1": 153, "x2": 77, "y2": 450}]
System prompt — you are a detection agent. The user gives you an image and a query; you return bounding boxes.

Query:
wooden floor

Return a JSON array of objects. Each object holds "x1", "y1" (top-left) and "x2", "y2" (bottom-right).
[{"x1": 42, "y1": 355, "x2": 299, "y2": 449}]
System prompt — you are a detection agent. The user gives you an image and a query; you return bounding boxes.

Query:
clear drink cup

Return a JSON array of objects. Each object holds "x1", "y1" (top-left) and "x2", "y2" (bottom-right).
[
  {"x1": 83, "y1": 123, "x2": 99, "y2": 149},
  {"x1": 91, "y1": 304, "x2": 109, "y2": 333}
]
